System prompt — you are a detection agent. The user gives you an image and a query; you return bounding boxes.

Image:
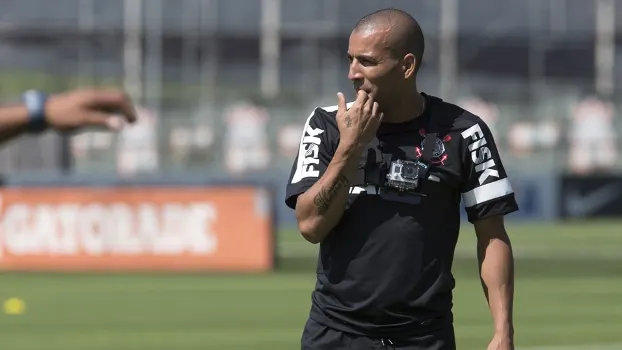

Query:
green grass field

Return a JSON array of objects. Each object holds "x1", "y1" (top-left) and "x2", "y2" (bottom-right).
[{"x1": 1, "y1": 220, "x2": 621, "y2": 350}]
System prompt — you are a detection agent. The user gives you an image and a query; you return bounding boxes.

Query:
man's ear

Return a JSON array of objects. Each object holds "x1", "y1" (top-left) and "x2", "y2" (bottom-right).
[{"x1": 402, "y1": 53, "x2": 417, "y2": 79}]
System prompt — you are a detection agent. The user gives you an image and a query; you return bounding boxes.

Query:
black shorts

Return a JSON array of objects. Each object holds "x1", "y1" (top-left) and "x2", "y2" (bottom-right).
[{"x1": 301, "y1": 318, "x2": 456, "y2": 350}]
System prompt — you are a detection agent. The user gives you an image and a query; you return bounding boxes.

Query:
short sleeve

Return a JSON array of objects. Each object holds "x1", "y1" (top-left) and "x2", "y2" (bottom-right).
[
  {"x1": 284, "y1": 108, "x2": 334, "y2": 210},
  {"x1": 459, "y1": 119, "x2": 519, "y2": 223}
]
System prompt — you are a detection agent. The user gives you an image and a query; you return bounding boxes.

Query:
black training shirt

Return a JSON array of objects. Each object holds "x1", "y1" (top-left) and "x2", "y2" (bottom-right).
[{"x1": 285, "y1": 93, "x2": 519, "y2": 340}]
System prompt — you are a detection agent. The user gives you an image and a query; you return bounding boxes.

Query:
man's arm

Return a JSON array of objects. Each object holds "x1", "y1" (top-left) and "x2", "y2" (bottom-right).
[
  {"x1": 294, "y1": 142, "x2": 360, "y2": 243},
  {"x1": 285, "y1": 91, "x2": 382, "y2": 244},
  {"x1": 0, "y1": 88, "x2": 136, "y2": 145},
  {"x1": 459, "y1": 116, "x2": 519, "y2": 349},
  {"x1": 0, "y1": 105, "x2": 31, "y2": 144},
  {"x1": 474, "y1": 215, "x2": 514, "y2": 341}
]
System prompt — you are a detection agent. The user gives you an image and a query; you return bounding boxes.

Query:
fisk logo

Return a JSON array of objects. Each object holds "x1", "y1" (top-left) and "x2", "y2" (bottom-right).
[
  {"x1": 461, "y1": 124, "x2": 499, "y2": 184},
  {"x1": 291, "y1": 124, "x2": 324, "y2": 184}
]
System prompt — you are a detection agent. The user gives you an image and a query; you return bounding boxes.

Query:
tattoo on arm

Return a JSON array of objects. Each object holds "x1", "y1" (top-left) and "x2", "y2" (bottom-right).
[{"x1": 313, "y1": 173, "x2": 350, "y2": 214}]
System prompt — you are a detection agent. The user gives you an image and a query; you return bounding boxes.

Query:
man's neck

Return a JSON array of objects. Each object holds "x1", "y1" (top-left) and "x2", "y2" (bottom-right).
[{"x1": 382, "y1": 90, "x2": 426, "y2": 124}]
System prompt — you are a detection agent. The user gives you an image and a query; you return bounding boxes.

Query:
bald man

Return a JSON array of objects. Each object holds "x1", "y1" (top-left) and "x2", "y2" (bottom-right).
[{"x1": 285, "y1": 8, "x2": 517, "y2": 350}]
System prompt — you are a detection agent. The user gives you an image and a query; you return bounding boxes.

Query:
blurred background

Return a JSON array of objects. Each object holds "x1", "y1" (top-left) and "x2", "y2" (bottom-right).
[{"x1": 0, "y1": 1, "x2": 620, "y2": 350}]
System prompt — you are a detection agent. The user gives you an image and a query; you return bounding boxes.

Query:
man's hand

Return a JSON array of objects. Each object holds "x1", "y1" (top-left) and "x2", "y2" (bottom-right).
[
  {"x1": 487, "y1": 332, "x2": 514, "y2": 350},
  {"x1": 336, "y1": 90, "x2": 383, "y2": 150},
  {"x1": 293, "y1": 91, "x2": 382, "y2": 244},
  {"x1": 45, "y1": 88, "x2": 137, "y2": 132}
]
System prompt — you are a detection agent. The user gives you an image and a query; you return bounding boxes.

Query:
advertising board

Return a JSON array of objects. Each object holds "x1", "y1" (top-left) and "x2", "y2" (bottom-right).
[
  {"x1": 0, "y1": 187, "x2": 274, "y2": 272},
  {"x1": 558, "y1": 174, "x2": 622, "y2": 219}
]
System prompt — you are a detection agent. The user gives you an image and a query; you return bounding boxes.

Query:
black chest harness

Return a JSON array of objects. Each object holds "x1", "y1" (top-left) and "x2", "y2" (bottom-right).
[{"x1": 349, "y1": 98, "x2": 445, "y2": 204}]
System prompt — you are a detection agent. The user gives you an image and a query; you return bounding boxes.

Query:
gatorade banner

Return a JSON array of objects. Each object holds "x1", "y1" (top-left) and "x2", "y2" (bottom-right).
[{"x1": 0, "y1": 187, "x2": 274, "y2": 272}]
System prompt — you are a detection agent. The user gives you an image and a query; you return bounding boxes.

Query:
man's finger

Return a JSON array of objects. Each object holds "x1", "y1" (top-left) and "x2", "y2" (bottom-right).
[
  {"x1": 85, "y1": 112, "x2": 127, "y2": 131},
  {"x1": 371, "y1": 102, "x2": 380, "y2": 117},
  {"x1": 337, "y1": 92, "x2": 347, "y2": 114},
  {"x1": 105, "y1": 115, "x2": 128, "y2": 131},
  {"x1": 354, "y1": 90, "x2": 368, "y2": 106},
  {"x1": 363, "y1": 93, "x2": 374, "y2": 113},
  {"x1": 82, "y1": 89, "x2": 138, "y2": 123}
]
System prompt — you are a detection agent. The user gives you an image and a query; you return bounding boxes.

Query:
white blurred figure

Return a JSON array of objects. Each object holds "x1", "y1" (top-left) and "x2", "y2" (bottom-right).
[
  {"x1": 222, "y1": 100, "x2": 271, "y2": 175},
  {"x1": 507, "y1": 122, "x2": 536, "y2": 157},
  {"x1": 70, "y1": 130, "x2": 114, "y2": 170},
  {"x1": 168, "y1": 124, "x2": 215, "y2": 168},
  {"x1": 116, "y1": 106, "x2": 159, "y2": 176},
  {"x1": 193, "y1": 125, "x2": 214, "y2": 154},
  {"x1": 276, "y1": 123, "x2": 305, "y2": 170},
  {"x1": 189, "y1": 124, "x2": 215, "y2": 166},
  {"x1": 459, "y1": 95, "x2": 499, "y2": 138},
  {"x1": 568, "y1": 96, "x2": 617, "y2": 174},
  {"x1": 507, "y1": 120, "x2": 561, "y2": 158},
  {"x1": 277, "y1": 123, "x2": 304, "y2": 158},
  {"x1": 169, "y1": 126, "x2": 192, "y2": 164},
  {"x1": 71, "y1": 132, "x2": 93, "y2": 160},
  {"x1": 535, "y1": 120, "x2": 561, "y2": 150},
  {"x1": 193, "y1": 125, "x2": 214, "y2": 150}
]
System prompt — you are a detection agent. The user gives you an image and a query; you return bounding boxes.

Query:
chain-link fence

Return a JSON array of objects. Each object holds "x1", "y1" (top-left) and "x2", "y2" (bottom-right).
[{"x1": 0, "y1": 0, "x2": 619, "y2": 177}]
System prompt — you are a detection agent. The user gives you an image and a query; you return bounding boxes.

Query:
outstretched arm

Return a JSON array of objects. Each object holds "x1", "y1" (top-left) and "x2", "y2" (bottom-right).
[
  {"x1": 0, "y1": 104, "x2": 33, "y2": 144},
  {"x1": 0, "y1": 88, "x2": 136, "y2": 145}
]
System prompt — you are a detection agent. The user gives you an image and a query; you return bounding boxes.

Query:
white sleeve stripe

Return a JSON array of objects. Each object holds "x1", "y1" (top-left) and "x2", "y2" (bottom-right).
[
  {"x1": 290, "y1": 108, "x2": 319, "y2": 184},
  {"x1": 462, "y1": 178, "x2": 513, "y2": 207}
]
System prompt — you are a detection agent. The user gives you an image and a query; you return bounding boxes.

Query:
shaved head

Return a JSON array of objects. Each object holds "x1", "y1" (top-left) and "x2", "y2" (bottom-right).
[{"x1": 353, "y1": 8, "x2": 425, "y2": 72}]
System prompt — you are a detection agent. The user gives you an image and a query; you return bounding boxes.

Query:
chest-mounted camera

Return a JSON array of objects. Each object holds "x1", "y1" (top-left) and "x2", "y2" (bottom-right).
[{"x1": 385, "y1": 159, "x2": 429, "y2": 192}]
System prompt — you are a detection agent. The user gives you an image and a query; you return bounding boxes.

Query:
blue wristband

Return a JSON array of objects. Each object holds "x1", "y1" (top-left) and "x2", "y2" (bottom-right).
[{"x1": 22, "y1": 90, "x2": 49, "y2": 133}]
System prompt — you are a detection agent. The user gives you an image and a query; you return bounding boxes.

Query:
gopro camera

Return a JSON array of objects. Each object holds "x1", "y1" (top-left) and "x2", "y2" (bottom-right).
[{"x1": 385, "y1": 159, "x2": 428, "y2": 192}]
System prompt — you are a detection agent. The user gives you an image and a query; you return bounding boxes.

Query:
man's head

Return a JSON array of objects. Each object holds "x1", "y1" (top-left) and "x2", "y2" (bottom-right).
[{"x1": 347, "y1": 8, "x2": 425, "y2": 105}]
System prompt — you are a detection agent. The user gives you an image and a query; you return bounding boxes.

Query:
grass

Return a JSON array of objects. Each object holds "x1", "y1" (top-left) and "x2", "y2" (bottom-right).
[{"x1": 1, "y1": 220, "x2": 621, "y2": 350}]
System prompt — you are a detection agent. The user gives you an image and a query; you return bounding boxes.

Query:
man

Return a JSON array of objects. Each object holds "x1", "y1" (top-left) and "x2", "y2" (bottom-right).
[
  {"x1": 0, "y1": 88, "x2": 137, "y2": 145},
  {"x1": 285, "y1": 8, "x2": 517, "y2": 350}
]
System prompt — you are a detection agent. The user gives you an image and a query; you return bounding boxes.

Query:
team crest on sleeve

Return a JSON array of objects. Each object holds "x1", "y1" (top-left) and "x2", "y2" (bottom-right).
[{"x1": 415, "y1": 128, "x2": 452, "y2": 165}]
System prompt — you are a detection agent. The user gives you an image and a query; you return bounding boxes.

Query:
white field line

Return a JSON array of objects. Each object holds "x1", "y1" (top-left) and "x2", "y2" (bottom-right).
[{"x1": 519, "y1": 343, "x2": 622, "y2": 350}]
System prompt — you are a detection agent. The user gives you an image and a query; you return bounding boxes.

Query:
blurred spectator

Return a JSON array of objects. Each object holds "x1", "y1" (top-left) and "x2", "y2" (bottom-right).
[
  {"x1": 71, "y1": 131, "x2": 114, "y2": 161},
  {"x1": 458, "y1": 95, "x2": 500, "y2": 138},
  {"x1": 169, "y1": 126, "x2": 192, "y2": 165},
  {"x1": 507, "y1": 120, "x2": 561, "y2": 158},
  {"x1": 168, "y1": 124, "x2": 215, "y2": 169},
  {"x1": 277, "y1": 123, "x2": 304, "y2": 157},
  {"x1": 567, "y1": 96, "x2": 617, "y2": 174},
  {"x1": 507, "y1": 122, "x2": 536, "y2": 157},
  {"x1": 222, "y1": 100, "x2": 271, "y2": 175},
  {"x1": 535, "y1": 120, "x2": 561, "y2": 150},
  {"x1": 116, "y1": 106, "x2": 159, "y2": 176}
]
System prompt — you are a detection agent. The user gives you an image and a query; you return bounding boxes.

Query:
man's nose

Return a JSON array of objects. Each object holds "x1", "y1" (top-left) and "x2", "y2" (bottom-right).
[{"x1": 348, "y1": 62, "x2": 364, "y2": 81}]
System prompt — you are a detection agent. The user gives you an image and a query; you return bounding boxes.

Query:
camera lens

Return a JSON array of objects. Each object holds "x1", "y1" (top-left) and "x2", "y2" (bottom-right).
[{"x1": 401, "y1": 164, "x2": 418, "y2": 179}]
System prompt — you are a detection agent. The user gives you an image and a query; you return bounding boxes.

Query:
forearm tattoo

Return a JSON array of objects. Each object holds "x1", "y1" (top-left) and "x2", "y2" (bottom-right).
[{"x1": 313, "y1": 173, "x2": 350, "y2": 215}]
